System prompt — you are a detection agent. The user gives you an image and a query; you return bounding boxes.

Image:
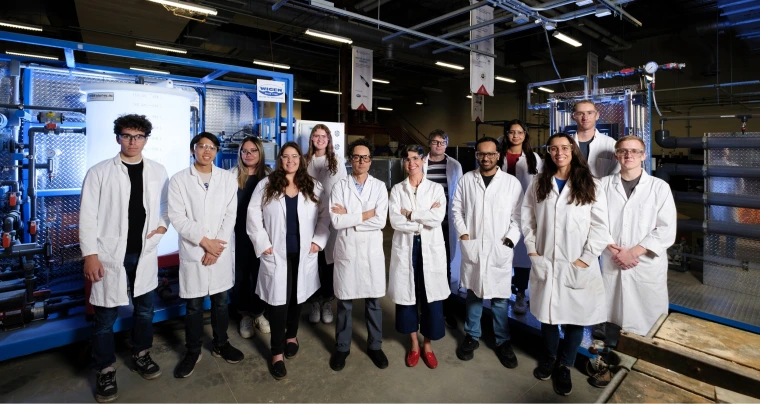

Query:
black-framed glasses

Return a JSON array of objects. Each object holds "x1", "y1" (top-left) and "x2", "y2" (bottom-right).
[
  {"x1": 429, "y1": 140, "x2": 447, "y2": 146},
  {"x1": 351, "y1": 154, "x2": 371, "y2": 163},
  {"x1": 119, "y1": 134, "x2": 148, "y2": 142}
]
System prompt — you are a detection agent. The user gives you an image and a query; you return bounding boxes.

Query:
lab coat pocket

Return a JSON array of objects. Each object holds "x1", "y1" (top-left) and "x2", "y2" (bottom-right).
[
  {"x1": 529, "y1": 255, "x2": 549, "y2": 282},
  {"x1": 303, "y1": 252, "x2": 319, "y2": 275},
  {"x1": 143, "y1": 233, "x2": 164, "y2": 254},
  {"x1": 97, "y1": 237, "x2": 121, "y2": 263},
  {"x1": 460, "y1": 239, "x2": 480, "y2": 265},
  {"x1": 564, "y1": 263, "x2": 594, "y2": 289},
  {"x1": 491, "y1": 244, "x2": 514, "y2": 269}
]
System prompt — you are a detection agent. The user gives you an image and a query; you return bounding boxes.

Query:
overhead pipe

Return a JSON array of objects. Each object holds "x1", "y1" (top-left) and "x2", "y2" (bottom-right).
[
  {"x1": 655, "y1": 129, "x2": 760, "y2": 149},
  {"x1": 382, "y1": 1, "x2": 490, "y2": 42},
  {"x1": 655, "y1": 80, "x2": 760, "y2": 93},
  {"x1": 432, "y1": 22, "x2": 540, "y2": 54},
  {"x1": 0, "y1": 103, "x2": 86, "y2": 114},
  {"x1": 655, "y1": 164, "x2": 760, "y2": 182},
  {"x1": 677, "y1": 219, "x2": 760, "y2": 240},
  {"x1": 409, "y1": 15, "x2": 513, "y2": 49}
]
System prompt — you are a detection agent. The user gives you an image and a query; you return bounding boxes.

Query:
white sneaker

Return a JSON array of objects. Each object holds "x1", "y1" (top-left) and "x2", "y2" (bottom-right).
[
  {"x1": 239, "y1": 316, "x2": 253, "y2": 339},
  {"x1": 514, "y1": 293, "x2": 528, "y2": 315},
  {"x1": 254, "y1": 315, "x2": 271, "y2": 334},
  {"x1": 321, "y1": 302, "x2": 334, "y2": 324},
  {"x1": 309, "y1": 302, "x2": 321, "y2": 324}
]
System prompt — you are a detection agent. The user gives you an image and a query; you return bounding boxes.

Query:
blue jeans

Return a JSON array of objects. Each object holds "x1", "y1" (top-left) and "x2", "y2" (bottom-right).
[
  {"x1": 184, "y1": 290, "x2": 230, "y2": 353},
  {"x1": 464, "y1": 289, "x2": 511, "y2": 346},
  {"x1": 541, "y1": 323, "x2": 585, "y2": 367},
  {"x1": 91, "y1": 253, "x2": 154, "y2": 371}
]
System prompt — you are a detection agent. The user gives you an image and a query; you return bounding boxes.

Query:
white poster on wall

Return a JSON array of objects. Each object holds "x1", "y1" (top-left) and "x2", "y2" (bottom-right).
[
  {"x1": 351, "y1": 46, "x2": 373, "y2": 111},
  {"x1": 256, "y1": 79, "x2": 285, "y2": 103},
  {"x1": 471, "y1": 94, "x2": 484, "y2": 122},
  {"x1": 470, "y1": 0, "x2": 494, "y2": 96}
]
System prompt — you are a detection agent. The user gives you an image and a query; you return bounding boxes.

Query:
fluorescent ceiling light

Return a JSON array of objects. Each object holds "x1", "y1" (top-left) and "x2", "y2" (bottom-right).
[
  {"x1": 552, "y1": 31, "x2": 582, "y2": 47},
  {"x1": 466, "y1": 95, "x2": 473, "y2": 99},
  {"x1": 293, "y1": 98, "x2": 310, "y2": 102},
  {"x1": 6, "y1": 51, "x2": 58, "y2": 60},
  {"x1": 595, "y1": 7, "x2": 612, "y2": 17},
  {"x1": 147, "y1": 0, "x2": 218, "y2": 15},
  {"x1": 415, "y1": 102, "x2": 423, "y2": 105},
  {"x1": 253, "y1": 60, "x2": 291, "y2": 69},
  {"x1": 496, "y1": 76, "x2": 516, "y2": 83},
  {"x1": 435, "y1": 61, "x2": 465, "y2": 70},
  {"x1": 0, "y1": 20, "x2": 43, "y2": 32},
  {"x1": 604, "y1": 55, "x2": 625, "y2": 67},
  {"x1": 576, "y1": 0, "x2": 593, "y2": 5},
  {"x1": 130, "y1": 66, "x2": 170, "y2": 75},
  {"x1": 135, "y1": 41, "x2": 187, "y2": 54},
  {"x1": 320, "y1": 89, "x2": 342, "y2": 95},
  {"x1": 538, "y1": 87, "x2": 554, "y2": 93},
  {"x1": 421, "y1": 86, "x2": 443, "y2": 93},
  {"x1": 377, "y1": 107, "x2": 393, "y2": 111},
  {"x1": 304, "y1": 29, "x2": 353, "y2": 44},
  {"x1": 372, "y1": 78, "x2": 390, "y2": 84}
]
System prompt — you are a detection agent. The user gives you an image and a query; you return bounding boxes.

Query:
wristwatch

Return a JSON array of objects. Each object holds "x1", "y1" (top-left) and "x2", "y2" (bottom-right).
[{"x1": 503, "y1": 238, "x2": 514, "y2": 249}]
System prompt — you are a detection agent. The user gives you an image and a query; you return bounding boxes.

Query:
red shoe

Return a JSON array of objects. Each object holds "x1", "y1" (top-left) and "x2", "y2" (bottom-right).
[
  {"x1": 405, "y1": 350, "x2": 420, "y2": 367},
  {"x1": 422, "y1": 350, "x2": 438, "y2": 369}
]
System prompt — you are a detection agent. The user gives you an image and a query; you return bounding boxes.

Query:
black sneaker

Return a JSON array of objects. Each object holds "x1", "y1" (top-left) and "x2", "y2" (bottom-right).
[
  {"x1": 270, "y1": 360, "x2": 287, "y2": 380},
  {"x1": 212, "y1": 342, "x2": 244, "y2": 364},
  {"x1": 456, "y1": 334, "x2": 480, "y2": 361},
  {"x1": 592, "y1": 323, "x2": 607, "y2": 340},
  {"x1": 330, "y1": 350, "x2": 350, "y2": 371},
  {"x1": 284, "y1": 340, "x2": 299, "y2": 359},
  {"x1": 174, "y1": 351, "x2": 201, "y2": 378},
  {"x1": 552, "y1": 364, "x2": 573, "y2": 396},
  {"x1": 495, "y1": 342, "x2": 518, "y2": 369},
  {"x1": 368, "y1": 348, "x2": 389, "y2": 369},
  {"x1": 131, "y1": 352, "x2": 162, "y2": 380},
  {"x1": 533, "y1": 356, "x2": 556, "y2": 381},
  {"x1": 95, "y1": 369, "x2": 118, "y2": 403}
]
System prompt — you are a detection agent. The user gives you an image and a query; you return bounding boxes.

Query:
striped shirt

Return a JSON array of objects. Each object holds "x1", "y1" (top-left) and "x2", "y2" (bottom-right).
[{"x1": 426, "y1": 157, "x2": 449, "y2": 223}]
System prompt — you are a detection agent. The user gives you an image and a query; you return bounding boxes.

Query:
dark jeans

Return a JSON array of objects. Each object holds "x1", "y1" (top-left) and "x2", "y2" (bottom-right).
[
  {"x1": 91, "y1": 253, "x2": 154, "y2": 371},
  {"x1": 315, "y1": 250, "x2": 334, "y2": 301},
  {"x1": 512, "y1": 267, "x2": 530, "y2": 294},
  {"x1": 335, "y1": 298, "x2": 382, "y2": 352},
  {"x1": 395, "y1": 236, "x2": 445, "y2": 341},
  {"x1": 269, "y1": 253, "x2": 302, "y2": 356},
  {"x1": 442, "y1": 223, "x2": 455, "y2": 319},
  {"x1": 184, "y1": 290, "x2": 229, "y2": 353},
  {"x1": 233, "y1": 237, "x2": 266, "y2": 317},
  {"x1": 541, "y1": 323, "x2": 585, "y2": 367}
]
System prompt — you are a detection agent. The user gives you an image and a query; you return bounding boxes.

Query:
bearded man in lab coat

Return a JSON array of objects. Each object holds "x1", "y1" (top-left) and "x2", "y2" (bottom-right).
[
  {"x1": 80, "y1": 114, "x2": 169, "y2": 403},
  {"x1": 452, "y1": 136, "x2": 524, "y2": 369}
]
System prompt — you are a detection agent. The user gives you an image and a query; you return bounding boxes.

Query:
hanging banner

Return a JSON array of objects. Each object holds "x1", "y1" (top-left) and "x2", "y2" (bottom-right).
[
  {"x1": 470, "y1": 0, "x2": 494, "y2": 96},
  {"x1": 351, "y1": 46, "x2": 373, "y2": 111},
  {"x1": 256, "y1": 79, "x2": 285, "y2": 103},
  {"x1": 471, "y1": 94, "x2": 484, "y2": 122}
]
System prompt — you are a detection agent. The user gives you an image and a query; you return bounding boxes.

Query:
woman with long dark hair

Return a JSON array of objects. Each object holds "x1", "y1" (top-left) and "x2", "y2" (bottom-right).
[
  {"x1": 247, "y1": 142, "x2": 329, "y2": 380},
  {"x1": 305, "y1": 124, "x2": 347, "y2": 325},
  {"x1": 520, "y1": 133, "x2": 613, "y2": 396},
  {"x1": 500, "y1": 119, "x2": 543, "y2": 315},
  {"x1": 231, "y1": 136, "x2": 271, "y2": 339}
]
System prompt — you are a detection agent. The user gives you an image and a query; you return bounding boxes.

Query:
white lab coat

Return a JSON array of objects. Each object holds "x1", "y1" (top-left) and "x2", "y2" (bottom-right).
[
  {"x1": 80, "y1": 154, "x2": 170, "y2": 308},
  {"x1": 600, "y1": 171, "x2": 677, "y2": 335},
  {"x1": 246, "y1": 178, "x2": 330, "y2": 306},
  {"x1": 572, "y1": 129, "x2": 620, "y2": 178},
  {"x1": 422, "y1": 154, "x2": 464, "y2": 268},
  {"x1": 307, "y1": 155, "x2": 348, "y2": 265},
  {"x1": 521, "y1": 176, "x2": 614, "y2": 325},
  {"x1": 168, "y1": 165, "x2": 237, "y2": 299},
  {"x1": 387, "y1": 178, "x2": 450, "y2": 305},
  {"x1": 330, "y1": 175, "x2": 389, "y2": 300},
  {"x1": 452, "y1": 170, "x2": 524, "y2": 299},
  {"x1": 502, "y1": 151, "x2": 544, "y2": 268}
]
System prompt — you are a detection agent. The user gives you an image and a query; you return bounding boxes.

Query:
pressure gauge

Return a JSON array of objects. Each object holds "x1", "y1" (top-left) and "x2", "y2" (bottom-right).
[
  {"x1": 644, "y1": 61, "x2": 658, "y2": 74},
  {"x1": 46, "y1": 148, "x2": 62, "y2": 158}
]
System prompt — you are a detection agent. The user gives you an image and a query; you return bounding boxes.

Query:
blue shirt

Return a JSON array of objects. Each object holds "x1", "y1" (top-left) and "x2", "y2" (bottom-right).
[
  {"x1": 555, "y1": 177, "x2": 568, "y2": 194},
  {"x1": 352, "y1": 175, "x2": 365, "y2": 195},
  {"x1": 285, "y1": 194, "x2": 300, "y2": 253}
]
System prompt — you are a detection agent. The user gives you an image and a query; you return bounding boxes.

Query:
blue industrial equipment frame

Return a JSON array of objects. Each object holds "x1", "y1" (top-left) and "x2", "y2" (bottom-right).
[{"x1": 0, "y1": 30, "x2": 295, "y2": 361}]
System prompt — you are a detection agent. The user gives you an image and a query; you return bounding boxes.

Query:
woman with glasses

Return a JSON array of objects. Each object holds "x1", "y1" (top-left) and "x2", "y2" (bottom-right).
[
  {"x1": 247, "y1": 142, "x2": 330, "y2": 380},
  {"x1": 388, "y1": 144, "x2": 450, "y2": 369},
  {"x1": 230, "y1": 136, "x2": 272, "y2": 339},
  {"x1": 500, "y1": 119, "x2": 543, "y2": 315},
  {"x1": 520, "y1": 133, "x2": 613, "y2": 395},
  {"x1": 168, "y1": 132, "x2": 244, "y2": 378},
  {"x1": 305, "y1": 124, "x2": 347, "y2": 325}
]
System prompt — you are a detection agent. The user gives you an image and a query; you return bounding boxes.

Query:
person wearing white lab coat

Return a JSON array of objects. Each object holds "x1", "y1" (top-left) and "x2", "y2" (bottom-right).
[
  {"x1": 570, "y1": 100, "x2": 620, "y2": 179},
  {"x1": 328, "y1": 138, "x2": 389, "y2": 372},
  {"x1": 247, "y1": 141, "x2": 330, "y2": 380},
  {"x1": 388, "y1": 144, "x2": 449, "y2": 370},
  {"x1": 452, "y1": 137, "x2": 524, "y2": 369},
  {"x1": 168, "y1": 132, "x2": 243, "y2": 379},
  {"x1": 422, "y1": 129, "x2": 463, "y2": 329},
  {"x1": 81, "y1": 114, "x2": 168, "y2": 402},
  {"x1": 305, "y1": 123, "x2": 347, "y2": 325},
  {"x1": 521, "y1": 133, "x2": 614, "y2": 396},
  {"x1": 600, "y1": 136, "x2": 676, "y2": 336},
  {"x1": 499, "y1": 119, "x2": 544, "y2": 315}
]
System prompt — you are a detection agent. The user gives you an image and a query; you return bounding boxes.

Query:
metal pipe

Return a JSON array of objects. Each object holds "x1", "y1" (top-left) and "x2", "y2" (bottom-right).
[
  {"x1": 673, "y1": 251, "x2": 760, "y2": 272},
  {"x1": 190, "y1": 106, "x2": 199, "y2": 136},
  {"x1": 596, "y1": 0, "x2": 642, "y2": 27},
  {"x1": 0, "y1": 103, "x2": 86, "y2": 113},
  {"x1": 527, "y1": 75, "x2": 588, "y2": 110},
  {"x1": 27, "y1": 128, "x2": 36, "y2": 243},
  {"x1": 678, "y1": 219, "x2": 760, "y2": 240},
  {"x1": 524, "y1": 0, "x2": 577, "y2": 11},
  {"x1": 383, "y1": 1, "x2": 490, "y2": 42},
  {"x1": 656, "y1": 164, "x2": 760, "y2": 181},
  {"x1": 431, "y1": 22, "x2": 538, "y2": 54},
  {"x1": 655, "y1": 129, "x2": 760, "y2": 149},
  {"x1": 409, "y1": 15, "x2": 513, "y2": 49},
  {"x1": 595, "y1": 368, "x2": 630, "y2": 403},
  {"x1": 655, "y1": 80, "x2": 760, "y2": 93},
  {"x1": 270, "y1": 0, "x2": 289, "y2": 11},
  {"x1": 674, "y1": 191, "x2": 760, "y2": 210}
]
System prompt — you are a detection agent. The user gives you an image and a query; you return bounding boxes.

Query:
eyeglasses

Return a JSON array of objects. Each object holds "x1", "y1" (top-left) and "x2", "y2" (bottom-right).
[
  {"x1": 429, "y1": 140, "x2": 447, "y2": 146},
  {"x1": 240, "y1": 148, "x2": 259, "y2": 156},
  {"x1": 403, "y1": 156, "x2": 422, "y2": 163},
  {"x1": 547, "y1": 145, "x2": 573, "y2": 154},
  {"x1": 119, "y1": 134, "x2": 148, "y2": 142},
  {"x1": 572, "y1": 111, "x2": 597, "y2": 118},
  {"x1": 280, "y1": 154, "x2": 300, "y2": 161},
  {"x1": 351, "y1": 155, "x2": 371, "y2": 163},
  {"x1": 475, "y1": 152, "x2": 500, "y2": 159},
  {"x1": 507, "y1": 130, "x2": 525, "y2": 136},
  {"x1": 615, "y1": 148, "x2": 645, "y2": 156},
  {"x1": 195, "y1": 144, "x2": 218, "y2": 152}
]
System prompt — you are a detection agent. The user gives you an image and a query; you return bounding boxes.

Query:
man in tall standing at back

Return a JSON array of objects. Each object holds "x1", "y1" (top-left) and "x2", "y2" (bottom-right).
[
  {"x1": 423, "y1": 129, "x2": 463, "y2": 328},
  {"x1": 80, "y1": 114, "x2": 170, "y2": 403}
]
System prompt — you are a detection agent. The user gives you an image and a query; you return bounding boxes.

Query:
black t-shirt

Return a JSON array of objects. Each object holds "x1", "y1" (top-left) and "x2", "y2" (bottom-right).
[
  {"x1": 124, "y1": 161, "x2": 146, "y2": 254},
  {"x1": 235, "y1": 175, "x2": 260, "y2": 237},
  {"x1": 482, "y1": 173, "x2": 496, "y2": 187}
]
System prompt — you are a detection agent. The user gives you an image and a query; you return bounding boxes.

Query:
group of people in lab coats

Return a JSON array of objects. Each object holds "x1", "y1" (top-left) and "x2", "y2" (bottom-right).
[{"x1": 81, "y1": 99, "x2": 676, "y2": 402}]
